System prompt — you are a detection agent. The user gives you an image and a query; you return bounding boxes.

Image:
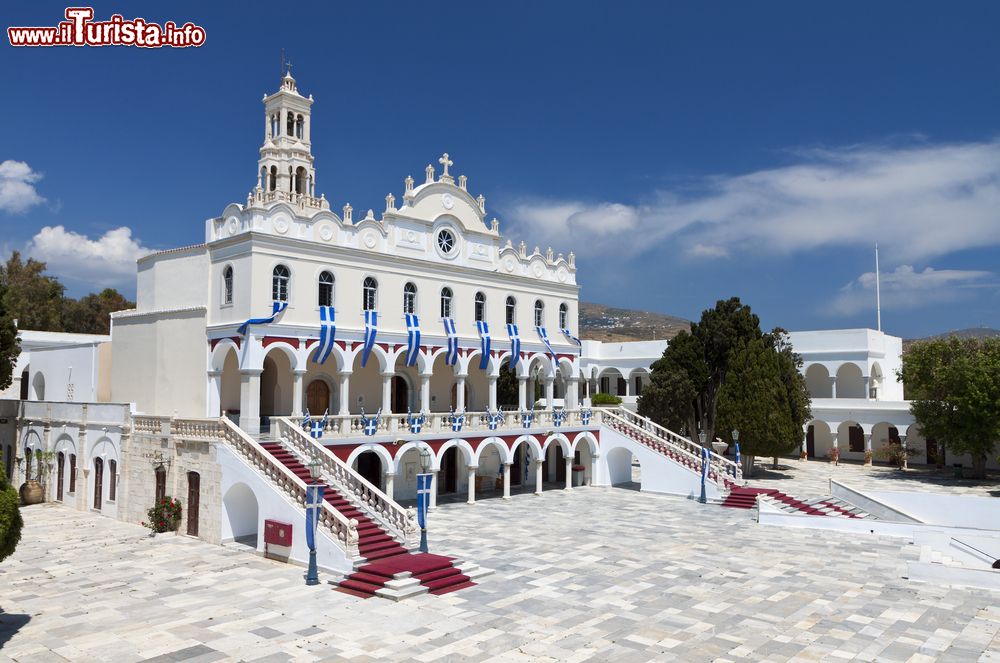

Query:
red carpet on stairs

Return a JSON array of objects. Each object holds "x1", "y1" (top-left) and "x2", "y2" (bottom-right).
[{"x1": 259, "y1": 442, "x2": 475, "y2": 599}]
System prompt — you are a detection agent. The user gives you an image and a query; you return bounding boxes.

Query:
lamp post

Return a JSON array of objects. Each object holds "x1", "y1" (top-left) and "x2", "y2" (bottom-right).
[
  {"x1": 731, "y1": 429, "x2": 741, "y2": 478},
  {"x1": 305, "y1": 455, "x2": 322, "y2": 586},
  {"x1": 417, "y1": 444, "x2": 432, "y2": 553},
  {"x1": 698, "y1": 430, "x2": 708, "y2": 504}
]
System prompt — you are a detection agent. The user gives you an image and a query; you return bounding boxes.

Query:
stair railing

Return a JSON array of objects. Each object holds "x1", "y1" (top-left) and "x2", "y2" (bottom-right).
[
  {"x1": 274, "y1": 417, "x2": 417, "y2": 546},
  {"x1": 602, "y1": 408, "x2": 742, "y2": 485},
  {"x1": 171, "y1": 417, "x2": 361, "y2": 558}
]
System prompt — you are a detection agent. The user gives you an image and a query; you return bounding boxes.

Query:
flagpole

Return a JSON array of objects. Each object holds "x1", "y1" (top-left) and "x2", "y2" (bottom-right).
[{"x1": 875, "y1": 243, "x2": 881, "y2": 332}]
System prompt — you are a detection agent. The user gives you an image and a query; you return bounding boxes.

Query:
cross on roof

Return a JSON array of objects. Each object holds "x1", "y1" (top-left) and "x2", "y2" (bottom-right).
[{"x1": 438, "y1": 153, "x2": 453, "y2": 177}]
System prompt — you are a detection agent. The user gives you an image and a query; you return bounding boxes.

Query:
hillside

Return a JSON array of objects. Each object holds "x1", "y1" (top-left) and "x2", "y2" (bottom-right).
[
  {"x1": 579, "y1": 302, "x2": 689, "y2": 342},
  {"x1": 903, "y1": 327, "x2": 1000, "y2": 352}
]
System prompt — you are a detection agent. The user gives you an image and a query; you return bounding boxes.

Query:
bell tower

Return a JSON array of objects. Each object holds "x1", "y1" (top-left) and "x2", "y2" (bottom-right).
[{"x1": 251, "y1": 66, "x2": 326, "y2": 211}]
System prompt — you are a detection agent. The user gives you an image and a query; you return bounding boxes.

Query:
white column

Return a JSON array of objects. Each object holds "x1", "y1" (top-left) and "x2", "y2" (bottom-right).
[
  {"x1": 518, "y1": 377, "x2": 527, "y2": 411},
  {"x1": 420, "y1": 374, "x2": 431, "y2": 412},
  {"x1": 467, "y1": 466, "x2": 476, "y2": 504},
  {"x1": 338, "y1": 371, "x2": 351, "y2": 415},
  {"x1": 564, "y1": 456, "x2": 573, "y2": 490},
  {"x1": 864, "y1": 433, "x2": 873, "y2": 465},
  {"x1": 381, "y1": 372, "x2": 393, "y2": 414},
  {"x1": 829, "y1": 375, "x2": 837, "y2": 398},
  {"x1": 455, "y1": 375, "x2": 467, "y2": 411},
  {"x1": 544, "y1": 377, "x2": 554, "y2": 409},
  {"x1": 502, "y1": 463, "x2": 511, "y2": 499},
  {"x1": 429, "y1": 469, "x2": 439, "y2": 509},
  {"x1": 291, "y1": 369, "x2": 306, "y2": 417},
  {"x1": 534, "y1": 459, "x2": 543, "y2": 495},
  {"x1": 565, "y1": 377, "x2": 579, "y2": 411},
  {"x1": 207, "y1": 370, "x2": 222, "y2": 417},
  {"x1": 899, "y1": 435, "x2": 908, "y2": 470},
  {"x1": 488, "y1": 377, "x2": 498, "y2": 411},
  {"x1": 624, "y1": 377, "x2": 632, "y2": 397},
  {"x1": 830, "y1": 432, "x2": 839, "y2": 465},
  {"x1": 238, "y1": 369, "x2": 262, "y2": 435},
  {"x1": 384, "y1": 472, "x2": 395, "y2": 501}
]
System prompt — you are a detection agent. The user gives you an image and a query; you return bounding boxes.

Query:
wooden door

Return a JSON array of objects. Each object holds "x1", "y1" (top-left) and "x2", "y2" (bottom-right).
[
  {"x1": 806, "y1": 426, "x2": 815, "y2": 458},
  {"x1": 187, "y1": 472, "x2": 200, "y2": 537},
  {"x1": 306, "y1": 380, "x2": 329, "y2": 416},
  {"x1": 56, "y1": 452, "x2": 64, "y2": 501},
  {"x1": 392, "y1": 376, "x2": 408, "y2": 413},
  {"x1": 93, "y1": 458, "x2": 103, "y2": 510}
]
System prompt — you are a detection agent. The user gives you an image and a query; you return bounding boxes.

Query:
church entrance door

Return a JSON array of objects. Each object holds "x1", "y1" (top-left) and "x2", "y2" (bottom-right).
[
  {"x1": 392, "y1": 376, "x2": 409, "y2": 413},
  {"x1": 187, "y1": 472, "x2": 200, "y2": 537},
  {"x1": 307, "y1": 380, "x2": 330, "y2": 415},
  {"x1": 356, "y1": 451, "x2": 382, "y2": 491}
]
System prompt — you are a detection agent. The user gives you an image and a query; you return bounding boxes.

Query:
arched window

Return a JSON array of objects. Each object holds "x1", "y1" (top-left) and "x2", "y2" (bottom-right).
[
  {"x1": 363, "y1": 277, "x2": 378, "y2": 311},
  {"x1": 268, "y1": 165, "x2": 277, "y2": 191},
  {"x1": 108, "y1": 459, "x2": 117, "y2": 502},
  {"x1": 440, "y1": 287, "x2": 453, "y2": 318},
  {"x1": 534, "y1": 300, "x2": 544, "y2": 327},
  {"x1": 474, "y1": 292, "x2": 486, "y2": 322},
  {"x1": 272, "y1": 265, "x2": 290, "y2": 302},
  {"x1": 296, "y1": 114, "x2": 304, "y2": 139},
  {"x1": 318, "y1": 271, "x2": 334, "y2": 307},
  {"x1": 559, "y1": 303, "x2": 568, "y2": 329},
  {"x1": 295, "y1": 166, "x2": 306, "y2": 194},
  {"x1": 506, "y1": 296, "x2": 516, "y2": 325},
  {"x1": 154, "y1": 465, "x2": 167, "y2": 503},
  {"x1": 286, "y1": 110, "x2": 295, "y2": 138},
  {"x1": 223, "y1": 266, "x2": 233, "y2": 305},
  {"x1": 403, "y1": 282, "x2": 417, "y2": 315}
]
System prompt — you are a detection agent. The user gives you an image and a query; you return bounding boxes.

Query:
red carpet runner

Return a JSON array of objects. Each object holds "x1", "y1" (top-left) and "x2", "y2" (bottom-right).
[
  {"x1": 721, "y1": 486, "x2": 861, "y2": 518},
  {"x1": 260, "y1": 442, "x2": 474, "y2": 598}
]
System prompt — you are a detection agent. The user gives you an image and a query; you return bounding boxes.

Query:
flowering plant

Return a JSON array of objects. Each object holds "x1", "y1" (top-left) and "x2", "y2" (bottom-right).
[{"x1": 142, "y1": 496, "x2": 182, "y2": 533}]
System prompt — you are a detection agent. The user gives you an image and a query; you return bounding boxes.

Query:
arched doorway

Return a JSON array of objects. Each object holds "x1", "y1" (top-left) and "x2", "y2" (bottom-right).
[
  {"x1": 93, "y1": 458, "x2": 104, "y2": 510},
  {"x1": 392, "y1": 376, "x2": 410, "y2": 413},
  {"x1": 511, "y1": 444, "x2": 523, "y2": 485},
  {"x1": 260, "y1": 349, "x2": 294, "y2": 425},
  {"x1": 223, "y1": 482, "x2": 259, "y2": 548},
  {"x1": 19, "y1": 367, "x2": 28, "y2": 400},
  {"x1": 440, "y1": 447, "x2": 459, "y2": 493},
  {"x1": 805, "y1": 364, "x2": 832, "y2": 398},
  {"x1": 353, "y1": 450, "x2": 383, "y2": 490},
  {"x1": 835, "y1": 364, "x2": 865, "y2": 399},
  {"x1": 306, "y1": 379, "x2": 330, "y2": 415}
]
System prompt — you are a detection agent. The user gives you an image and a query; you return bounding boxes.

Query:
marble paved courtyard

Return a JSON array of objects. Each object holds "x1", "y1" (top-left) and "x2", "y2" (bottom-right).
[{"x1": 2, "y1": 478, "x2": 999, "y2": 662}]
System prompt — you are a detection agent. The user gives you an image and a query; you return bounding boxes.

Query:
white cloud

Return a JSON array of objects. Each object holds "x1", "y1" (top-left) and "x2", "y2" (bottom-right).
[
  {"x1": 0, "y1": 160, "x2": 46, "y2": 213},
  {"x1": 828, "y1": 265, "x2": 997, "y2": 316},
  {"x1": 503, "y1": 139, "x2": 1000, "y2": 263},
  {"x1": 26, "y1": 226, "x2": 149, "y2": 288}
]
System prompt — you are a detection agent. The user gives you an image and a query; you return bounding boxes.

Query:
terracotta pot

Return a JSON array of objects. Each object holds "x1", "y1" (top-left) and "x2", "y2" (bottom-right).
[{"x1": 19, "y1": 480, "x2": 44, "y2": 505}]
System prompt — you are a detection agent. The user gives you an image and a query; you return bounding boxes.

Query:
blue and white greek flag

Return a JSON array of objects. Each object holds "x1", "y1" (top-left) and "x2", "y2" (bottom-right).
[
  {"x1": 310, "y1": 409, "x2": 328, "y2": 440},
  {"x1": 305, "y1": 484, "x2": 325, "y2": 552},
  {"x1": 315, "y1": 306, "x2": 336, "y2": 365},
  {"x1": 506, "y1": 323, "x2": 520, "y2": 371},
  {"x1": 407, "y1": 408, "x2": 426, "y2": 434},
  {"x1": 361, "y1": 310, "x2": 378, "y2": 368},
  {"x1": 580, "y1": 408, "x2": 592, "y2": 426},
  {"x1": 238, "y1": 300, "x2": 288, "y2": 336},
  {"x1": 734, "y1": 442, "x2": 741, "y2": 477},
  {"x1": 553, "y1": 409, "x2": 564, "y2": 427},
  {"x1": 449, "y1": 408, "x2": 465, "y2": 432},
  {"x1": 476, "y1": 321, "x2": 491, "y2": 370},
  {"x1": 405, "y1": 313, "x2": 420, "y2": 367},
  {"x1": 701, "y1": 446, "x2": 710, "y2": 483},
  {"x1": 536, "y1": 326, "x2": 557, "y2": 371},
  {"x1": 302, "y1": 410, "x2": 312, "y2": 432},
  {"x1": 524, "y1": 447, "x2": 531, "y2": 481},
  {"x1": 521, "y1": 410, "x2": 533, "y2": 429},
  {"x1": 443, "y1": 318, "x2": 459, "y2": 366},
  {"x1": 360, "y1": 408, "x2": 381, "y2": 437},
  {"x1": 487, "y1": 409, "x2": 504, "y2": 431},
  {"x1": 416, "y1": 473, "x2": 432, "y2": 529},
  {"x1": 560, "y1": 328, "x2": 582, "y2": 355}
]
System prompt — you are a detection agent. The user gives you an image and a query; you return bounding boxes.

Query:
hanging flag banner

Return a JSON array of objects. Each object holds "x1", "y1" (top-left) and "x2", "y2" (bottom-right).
[
  {"x1": 701, "y1": 447, "x2": 710, "y2": 483},
  {"x1": 506, "y1": 323, "x2": 520, "y2": 371},
  {"x1": 310, "y1": 409, "x2": 329, "y2": 439},
  {"x1": 449, "y1": 407, "x2": 465, "y2": 432},
  {"x1": 487, "y1": 409, "x2": 504, "y2": 431},
  {"x1": 521, "y1": 410, "x2": 533, "y2": 429},
  {"x1": 407, "y1": 408, "x2": 426, "y2": 434},
  {"x1": 238, "y1": 300, "x2": 288, "y2": 336},
  {"x1": 553, "y1": 409, "x2": 564, "y2": 427},
  {"x1": 405, "y1": 313, "x2": 420, "y2": 367},
  {"x1": 360, "y1": 408, "x2": 381, "y2": 436},
  {"x1": 416, "y1": 473, "x2": 432, "y2": 529},
  {"x1": 305, "y1": 484, "x2": 325, "y2": 551},
  {"x1": 536, "y1": 326, "x2": 557, "y2": 371},
  {"x1": 361, "y1": 310, "x2": 378, "y2": 368},
  {"x1": 734, "y1": 442, "x2": 741, "y2": 477},
  {"x1": 580, "y1": 408, "x2": 592, "y2": 426},
  {"x1": 315, "y1": 305, "x2": 336, "y2": 365},
  {"x1": 560, "y1": 327, "x2": 582, "y2": 355},
  {"x1": 476, "y1": 320, "x2": 491, "y2": 370},
  {"x1": 443, "y1": 318, "x2": 458, "y2": 366}
]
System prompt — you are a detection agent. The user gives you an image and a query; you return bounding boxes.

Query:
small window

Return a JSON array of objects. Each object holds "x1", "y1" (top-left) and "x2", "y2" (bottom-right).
[
  {"x1": 474, "y1": 292, "x2": 486, "y2": 322},
  {"x1": 318, "y1": 271, "x2": 334, "y2": 307},
  {"x1": 363, "y1": 277, "x2": 378, "y2": 311},
  {"x1": 272, "y1": 265, "x2": 290, "y2": 302},
  {"x1": 440, "y1": 287, "x2": 453, "y2": 318},
  {"x1": 155, "y1": 465, "x2": 167, "y2": 503},
  {"x1": 93, "y1": 458, "x2": 104, "y2": 509},
  {"x1": 506, "y1": 296, "x2": 516, "y2": 325},
  {"x1": 437, "y1": 229, "x2": 456, "y2": 255},
  {"x1": 223, "y1": 266, "x2": 233, "y2": 305},
  {"x1": 108, "y1": 459, "x2": 117, "y2": 502},
  {"x1": 559, "y1": 303, "x2": 568, "y2": 329},
  {"x1": 403, "y1": 282, "x2": 417, "y2": 315},
  {"x1": 534, "y1": 300, "x2": 544, "y2": 327}
]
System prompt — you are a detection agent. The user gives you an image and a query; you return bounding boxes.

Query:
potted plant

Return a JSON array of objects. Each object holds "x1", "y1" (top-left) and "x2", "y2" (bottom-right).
[
  {"x1": 19, "y1": 450, "x2": 53, "y2": 505},
  {"x1": 828, "y1": 447, "x2": 840, "y2": 466},
  {"x1": 874, "y1": 443, "x2": 918, "y2": 471},
  {"x1": 142, "y1": 496, "x2": 183, "y2": 536}
]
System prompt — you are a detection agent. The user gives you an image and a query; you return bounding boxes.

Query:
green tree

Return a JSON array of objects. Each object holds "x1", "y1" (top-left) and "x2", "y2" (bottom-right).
[
  {"x1": 61, "y1": 288, "x2": 134, "y2": 334},
  {"x1": 0, "y1": 452, "x2": 24, "y2": 563},
  {"x1": 0, "y1": 251, "x2": 65, "y2": 331},
  {"x1": 638, "y1": 297, "x2": 762, "y2": 444},
  {"x1": 899, "y1": 337, "x2": 1000, "y2": 479},
  {"x1": 770, "y1": 329, "x2": 812, "y2": 467},
  {"x1": 0, "y1": 280, "x2": 19, "y2": 392},
  {"x1": 716, "y1": 336, "x2": 804, "y2": 476},
  {"x1": 496, "y1": 363, "x2": 519, "y2": 409}
]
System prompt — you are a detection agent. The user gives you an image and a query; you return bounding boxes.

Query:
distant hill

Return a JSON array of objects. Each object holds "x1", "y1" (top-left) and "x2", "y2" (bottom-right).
[
  {"x1": 903, "y1": 327, "x2": 1000, "y2": 352},
  {"x1": 579, "y1": 302, "x2": 689, "y2": 342}
]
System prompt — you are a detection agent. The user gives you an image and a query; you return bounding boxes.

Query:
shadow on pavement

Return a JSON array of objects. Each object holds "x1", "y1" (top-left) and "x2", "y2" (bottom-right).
[{"x1": 0, "y1": 610, "x2": 30, "y2": 650}]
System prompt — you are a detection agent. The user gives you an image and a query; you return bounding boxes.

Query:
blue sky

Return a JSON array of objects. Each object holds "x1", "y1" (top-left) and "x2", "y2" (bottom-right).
[{"x1": 3, "y1": 1, "x2": 999, "y2": 338}]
